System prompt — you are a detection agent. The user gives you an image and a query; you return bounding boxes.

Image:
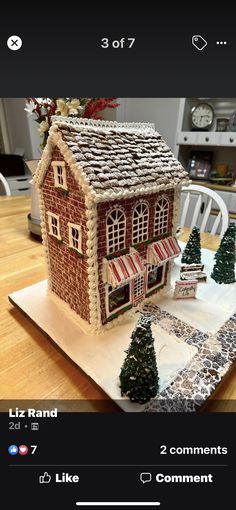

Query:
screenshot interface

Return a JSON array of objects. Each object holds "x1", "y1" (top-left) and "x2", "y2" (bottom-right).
[{"x1": 1, "y1": 8, "x2": 235, "y2": 510}]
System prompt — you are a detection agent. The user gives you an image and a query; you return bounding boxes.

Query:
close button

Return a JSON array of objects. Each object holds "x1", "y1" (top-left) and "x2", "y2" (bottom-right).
[{"x1": 7, "y1": 35, "x2": 23, "y2": 51}]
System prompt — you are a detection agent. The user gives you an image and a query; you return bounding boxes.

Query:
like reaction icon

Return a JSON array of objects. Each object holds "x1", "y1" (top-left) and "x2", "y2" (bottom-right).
[
  {"x1": 8, "y1": 445, "x2": 18, "y2": 456},
  {"x1": 39, "y1": 472, "x2": 51, "y2": 484}
]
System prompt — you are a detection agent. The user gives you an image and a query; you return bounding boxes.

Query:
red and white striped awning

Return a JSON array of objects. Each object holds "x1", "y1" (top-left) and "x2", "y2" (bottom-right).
[
  {"x1": 147, "y1": 236, "x2": 181, "y2": 265},
  {"x1": 103, "y1": 252, "x2": 145, "y2": 288}
]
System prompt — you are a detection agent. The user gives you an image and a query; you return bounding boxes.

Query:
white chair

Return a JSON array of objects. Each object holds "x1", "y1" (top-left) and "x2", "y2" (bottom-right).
[
  {"x1": 180, "y1": 184, "x2": 229, "y2": 238},
  {"x1": 0, "y1": 172, "x2": 11, "y2": 196}
]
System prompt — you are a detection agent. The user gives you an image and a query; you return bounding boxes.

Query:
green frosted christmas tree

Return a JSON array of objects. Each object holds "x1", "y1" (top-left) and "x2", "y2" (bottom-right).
[
  {"x1": 211, "y1": 223, "x2": 236, "y2": 284},
  {"x1": 120, "y1": 315, "x2": 159, "y2": 404},
  {"x1": 181, "y1": 226, "x2": 201, "y2": 264}
]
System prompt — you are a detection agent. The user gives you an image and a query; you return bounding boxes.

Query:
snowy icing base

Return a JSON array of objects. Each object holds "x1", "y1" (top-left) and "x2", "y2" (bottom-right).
[
  {"x1": 167, "y1": 243, "x2": 236, "y2": 334},
  {"x1": 57, "y1": 287, "x2": 198, "y2": 385},
  {"x1": 9, "y1": 280, "x2": 197, "y2": 406},
  {"x1": 9, "y1": 279, "x2": 236, "y2": 412},
  {"x1": 152, "y1": 323, "x2": 197, "y2": 390}
]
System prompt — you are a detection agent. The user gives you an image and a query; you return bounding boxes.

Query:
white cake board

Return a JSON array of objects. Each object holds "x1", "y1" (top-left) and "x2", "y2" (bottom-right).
[
  {"x1": 8, "y1": 244, "x2": 236, "y2": 411},
  {"x1": 9, "y1": 279, "x2": 198, "y2": 412}
]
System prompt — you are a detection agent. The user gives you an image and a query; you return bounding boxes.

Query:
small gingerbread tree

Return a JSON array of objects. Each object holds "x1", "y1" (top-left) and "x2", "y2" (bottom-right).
[
  {"x1": 211, "y1": 223, "x2": 236, "y2": 284},
  {"x1": 119, "y1": 315, "x2": 159, "y2": 404},
  {"x1": 181, "y1": 226, "x2": 201, "y2": 264}
]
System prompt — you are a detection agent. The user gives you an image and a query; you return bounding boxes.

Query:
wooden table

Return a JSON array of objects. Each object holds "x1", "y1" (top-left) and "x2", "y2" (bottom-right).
[
  {"x1": 179, "y1": 227, "x2": 221, "y2": 252},
  {"x1": 0, "y1": 196, "x2": 235, "y2": 411}
]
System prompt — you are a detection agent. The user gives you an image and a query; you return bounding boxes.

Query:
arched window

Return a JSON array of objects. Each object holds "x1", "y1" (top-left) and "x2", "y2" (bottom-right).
[
  {"x1": 154, "y1": 197, "x2": 169, "y2": 236},
  {"x1": 132, "y1": 202, "x2": 149, "y2": 244},
  {"x1": 106, "y1": 208, "x2": 126, "y2": 254}
]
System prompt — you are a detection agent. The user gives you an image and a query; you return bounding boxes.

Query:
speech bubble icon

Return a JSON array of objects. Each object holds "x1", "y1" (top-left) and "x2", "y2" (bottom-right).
[{"x1": 140, "y1": 472, "x2": 152, "y2": 484}]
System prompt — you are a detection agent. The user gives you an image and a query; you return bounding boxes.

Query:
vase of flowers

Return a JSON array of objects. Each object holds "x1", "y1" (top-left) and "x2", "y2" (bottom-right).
[
  {"x1": 25, "y1": 97, "x2": 119, "y2": 149},
  {"x1": 25, "y1": 97, "x2": 119, "y2": 236}
]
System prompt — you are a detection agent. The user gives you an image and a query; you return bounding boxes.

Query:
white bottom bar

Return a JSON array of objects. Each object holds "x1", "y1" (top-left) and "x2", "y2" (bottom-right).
[{"x1": 76, "y1": 504, "x2": 160, "y2": 507}]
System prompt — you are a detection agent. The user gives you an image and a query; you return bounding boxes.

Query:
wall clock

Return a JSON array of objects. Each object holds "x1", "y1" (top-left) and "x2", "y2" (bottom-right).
[
  {"x1": 191, "y1": 102, "x2": 214, "y2": 130},
  {"x1": 228, "y1": 110, "x2": 236, "y2": 131}
]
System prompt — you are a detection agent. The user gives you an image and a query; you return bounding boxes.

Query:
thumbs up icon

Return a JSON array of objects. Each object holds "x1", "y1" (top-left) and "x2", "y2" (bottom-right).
[{"x1": 39, "y1": 472, "x2": 51, "y2": 484}]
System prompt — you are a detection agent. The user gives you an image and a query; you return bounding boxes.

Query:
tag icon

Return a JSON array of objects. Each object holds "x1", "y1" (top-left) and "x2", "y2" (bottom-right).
[{"x1": 192, "y1": 35, "x2": 207, "y2": 51}]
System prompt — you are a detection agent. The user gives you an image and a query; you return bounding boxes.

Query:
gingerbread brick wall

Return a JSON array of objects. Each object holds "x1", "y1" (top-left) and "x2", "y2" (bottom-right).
[
  {"x1": 97, "y1": 190, "x2": 174, "y2": 324},
  {"x1": 42, "y1": 147, "x2": 90, "y2": 323}
]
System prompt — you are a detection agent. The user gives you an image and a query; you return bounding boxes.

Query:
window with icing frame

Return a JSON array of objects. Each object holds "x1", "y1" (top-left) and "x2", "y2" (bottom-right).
[
  {"x1": 106, "y1": 208, "x2": 126, "y2": 254},
  {"x1": 52, "y1": 161, "x2": 67, "y2": 190},
  {"x1": 107, "y1": 283, "x2": 131, "y2": 315},
  {"x1": 132, "y1": 202, "x2": 149, "y2": 244},
  {"x1": 68, "y1": 223, "x2": 82, "y2": 253},
  {"x1": 147, "y1": 264, "x2": 165, "y2": 289},
  {"x1": 154, "y1": 197, "x2": 169, "y2": 236},
  {"x1": 47, "y1": 212, "x2": 61, "y2": 240}
]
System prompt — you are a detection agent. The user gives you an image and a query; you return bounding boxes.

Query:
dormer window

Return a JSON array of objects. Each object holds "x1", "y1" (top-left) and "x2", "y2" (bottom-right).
[{"x1": 52, "y1": 161, "x2": 67, "y2": 190}]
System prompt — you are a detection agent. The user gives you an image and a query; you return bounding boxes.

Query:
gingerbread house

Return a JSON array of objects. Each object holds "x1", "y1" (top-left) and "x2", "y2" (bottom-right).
[{"x1": 34, "y1": 118, "x2": 189, "y2": 333}]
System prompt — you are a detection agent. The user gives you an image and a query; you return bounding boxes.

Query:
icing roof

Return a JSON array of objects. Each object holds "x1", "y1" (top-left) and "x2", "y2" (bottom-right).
[{"x1": 34, "y1": 118, "x2": 188, "y2": 202}]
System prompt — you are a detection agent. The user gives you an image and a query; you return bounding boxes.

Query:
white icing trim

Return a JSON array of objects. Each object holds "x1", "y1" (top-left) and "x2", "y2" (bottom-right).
[
  {"x1": 33, "y1": 126, "x2": 188, "y2": 203},
  {"x1": 85, "y1": 198, "x2": 101, "y2": 331},
  {"x1": 38, "y1": 188, "x2": 52, "y2": 291},
  {"x1": 94, "y1": 180, "x2": 190, "y2": 203},
  {"x1": 51, "y1": 116, "x2": 156, "y2": 133},
  {"x1": 166, "y1": 187, "x2": 183, "y2": 289},
  {"x1": 172, "y1": 187, "x2": 182, "y2": 237}
]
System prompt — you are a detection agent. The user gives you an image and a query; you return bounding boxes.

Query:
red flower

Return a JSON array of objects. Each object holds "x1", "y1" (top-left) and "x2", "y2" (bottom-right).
[{"x1": 84, "y1": 98, "x2": 119, "y2": 119}]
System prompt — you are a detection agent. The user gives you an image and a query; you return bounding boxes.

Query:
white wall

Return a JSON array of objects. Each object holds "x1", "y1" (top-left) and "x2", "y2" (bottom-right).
[
  {"x1": 116, "y1": 98, "x2": 181, "y2": 151},
  {"x1": 1, "y1": 98, "x2": 181, "y2": 158},
  {"x1": 3, "y1": 98, "x2": 33, "y2": 158},
  {"x1": 102, "y1": 106, "x2": 118, "y2": 121},
  {"x1": 27, "y1": 115, "x2": 42, "y2": 159},
  {"x1": 0, "y1": 99, "x2": 10, "y2": 152},
  {"x1": 0, "y1": 98, "x2": 42, "y2": 159}
]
